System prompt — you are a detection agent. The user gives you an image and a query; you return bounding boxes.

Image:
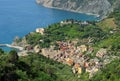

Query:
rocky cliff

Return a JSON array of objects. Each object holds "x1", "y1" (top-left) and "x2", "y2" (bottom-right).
[{"x1": 36, "y1": 0, "x2": 117, "y2": 18}]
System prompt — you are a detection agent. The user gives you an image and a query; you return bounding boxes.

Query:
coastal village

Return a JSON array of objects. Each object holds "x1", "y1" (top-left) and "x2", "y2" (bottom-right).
[
  {"x1": 9, "y1": 19, "x2": 118, "y2": 78},
  {"x1": 33, "y1": 41, "x2": 117, "y2": 78},
  {"x1": 0, "y1": 0, "x2": 120, "y2": 80}
]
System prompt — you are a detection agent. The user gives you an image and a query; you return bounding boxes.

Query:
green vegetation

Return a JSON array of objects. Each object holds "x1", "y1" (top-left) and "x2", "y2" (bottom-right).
[
  {"x1": 94, "y1": 7, "x2": 120, "y2": 54},
  {"x1": 109, "y1": 8, "x2": 120, "y2": 27},
  {"x1": 0, "y1": 49, "x2": 75, "y2": 81},
  {"x1": 0, "y1": 49, "x2": 120, "y2": 81},
  {"x1": 96, "y1": 18, "x2": 117, "y2": 32},
  {"x1": 90, "y1": 59, "x2": 120, "y2": 81},
  {"x1": 97, "y1": 32, "x2": 120, "y2": 51},
  {"x1": 26, "y1": 23, "x2": 107, "y2": 48},
  {"x1": 108, "y1": 0, "x2": 117, "y2": 5}
]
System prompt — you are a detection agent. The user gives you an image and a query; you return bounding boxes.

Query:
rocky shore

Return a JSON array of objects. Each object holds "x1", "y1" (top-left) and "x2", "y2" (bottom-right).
[{"x1": 36, "y1": 0, "x2": 113, "y2": 18}]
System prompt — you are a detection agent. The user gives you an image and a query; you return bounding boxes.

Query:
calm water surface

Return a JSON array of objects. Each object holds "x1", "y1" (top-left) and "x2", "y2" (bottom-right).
[{"x1": 0, "y1": 0, "x2": 99, "y2": 51}]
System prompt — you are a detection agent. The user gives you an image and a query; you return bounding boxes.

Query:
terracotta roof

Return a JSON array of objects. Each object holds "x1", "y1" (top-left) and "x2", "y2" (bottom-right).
[
  {"x1": 66, "y1": 58, "x2": 74, "y2": 66},
  {"x1": 74, "y1": 63, "x2": 80, "y2": 68}
]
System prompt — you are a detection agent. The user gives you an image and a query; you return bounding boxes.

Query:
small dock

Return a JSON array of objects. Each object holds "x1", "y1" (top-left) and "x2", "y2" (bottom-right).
[{"x1": 0, "y1": 44, "x2": 24, "y2": 51}]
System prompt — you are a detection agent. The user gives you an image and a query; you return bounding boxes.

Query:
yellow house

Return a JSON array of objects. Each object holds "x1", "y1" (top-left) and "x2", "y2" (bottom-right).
[
  {"x1": 79, "y1": 45, "x2": 87, "y2": 53},
  {"x1": 74, "y1": 63, "x2": 82, "y2": 74},
  {"x1": 66, "y1": 58, "x2": 74, "y2": 66},
  {"x1": 77, "y1": 67, "x2": 82, "y2": 74}
]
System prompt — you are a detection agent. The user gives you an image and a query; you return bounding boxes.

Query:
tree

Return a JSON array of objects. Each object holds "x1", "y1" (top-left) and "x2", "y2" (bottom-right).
[
  {"x1": 0, "y1": 49, "x2": 4, "y2": 55},
  {"x1": 8, "y1": 50, "x2": 19, "y2": 63}
]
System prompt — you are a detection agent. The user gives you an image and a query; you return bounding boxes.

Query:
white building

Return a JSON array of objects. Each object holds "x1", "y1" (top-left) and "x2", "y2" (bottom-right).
[{"x1": 36, "y1": 28, "x2": 44, "y2": 35}]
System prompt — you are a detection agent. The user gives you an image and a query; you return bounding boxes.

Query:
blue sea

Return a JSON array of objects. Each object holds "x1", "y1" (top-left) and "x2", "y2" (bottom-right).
[{"x1": 0, "y1": 0, "x2": 99, "y2": 51}]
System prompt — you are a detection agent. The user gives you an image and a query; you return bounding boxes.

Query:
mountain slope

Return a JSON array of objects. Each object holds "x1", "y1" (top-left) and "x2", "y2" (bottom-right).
[{"x1": 36, "y1": 0, "x2": 113, "y2": 18}]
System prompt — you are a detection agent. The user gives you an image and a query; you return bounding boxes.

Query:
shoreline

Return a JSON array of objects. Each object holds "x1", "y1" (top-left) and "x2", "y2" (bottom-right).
[
  {"x1": 42, "y1": 5, "x2": 104, "y2": 21},
  {"x1": 48, "y1": 6, "x2": 100, "y2": 17},
  {"x1": 36, "y1": 3, "x2": 100, "y2": 18}
]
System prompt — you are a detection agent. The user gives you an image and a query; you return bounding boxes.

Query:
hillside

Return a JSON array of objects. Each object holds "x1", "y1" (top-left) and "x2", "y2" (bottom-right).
[
  {"x1": 36, "y1": 0, "x2": 120, "y2": 18},
  {"x1": 5, "y1": 6, "x2": 119, "y2": 80},
  {"x1": 0, "y1": 0, "x2": 120, "y2": 81},
  {"x1": 0, "y1": 20, "x2": 120, "y2": 81}
]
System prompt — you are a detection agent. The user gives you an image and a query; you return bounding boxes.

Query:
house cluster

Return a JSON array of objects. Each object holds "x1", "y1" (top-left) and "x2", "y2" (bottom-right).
[
  {"x1": 96, "y1": 48, "x2": 107, "y2": 58},
  {"x1": 42, "y1": 41, "x2": 105, "y2": 78},
  {"x1": 60, "y1": 19, "x2": 89, "y2": 26},
  {"x1": 37, "y1": 42, "x2": 111, "y2": 78},
  {"x1": 23, "y1": 39, "x2": 114, "y2": 78}
]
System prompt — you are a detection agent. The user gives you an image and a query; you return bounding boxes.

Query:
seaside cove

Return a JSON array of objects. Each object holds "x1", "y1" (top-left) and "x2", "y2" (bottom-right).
[{"x1": 0, "y1": 0, "x2": 99, "y2": 51}]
